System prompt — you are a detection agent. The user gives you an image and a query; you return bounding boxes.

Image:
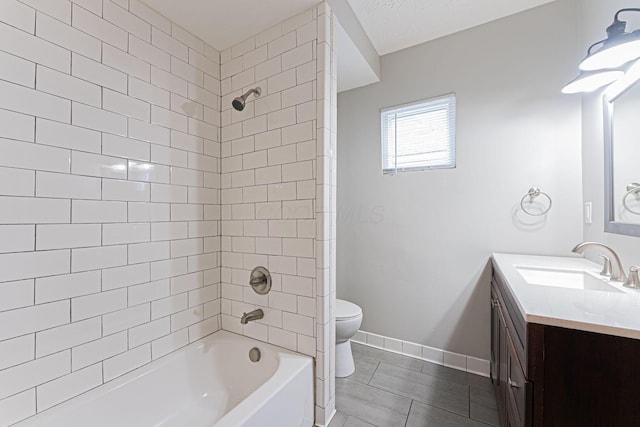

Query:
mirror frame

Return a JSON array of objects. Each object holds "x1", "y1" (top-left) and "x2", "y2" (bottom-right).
[{"x1": 603, "y1": 70, "x2": 640, "y2": 237}]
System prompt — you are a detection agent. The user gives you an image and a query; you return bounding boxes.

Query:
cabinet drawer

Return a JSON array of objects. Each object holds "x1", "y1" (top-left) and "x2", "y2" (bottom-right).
[{"x1": 507, "y1": 330, "x2": 527, "y2": 426}]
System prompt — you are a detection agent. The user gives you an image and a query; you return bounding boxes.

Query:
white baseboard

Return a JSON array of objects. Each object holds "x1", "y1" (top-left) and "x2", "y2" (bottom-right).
[
  {"x1": 352, "y1": 330, "x2": 490, "y2": 377},
  {"x1": 315, "y1": 408, "x2": 337, "y2": 427}
]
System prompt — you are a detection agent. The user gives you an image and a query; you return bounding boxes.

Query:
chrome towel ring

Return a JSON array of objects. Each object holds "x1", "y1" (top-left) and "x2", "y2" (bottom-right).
[
  {"x1": 520, "y1": 187, "x2": 552, "y2": 216},
  {"x1": 622, "y1": 183, "x2": 640, "y2": 215}
]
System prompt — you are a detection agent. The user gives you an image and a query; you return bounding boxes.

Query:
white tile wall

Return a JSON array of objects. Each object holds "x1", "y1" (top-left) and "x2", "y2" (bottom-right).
[
  {"x1": 219, "y1": 5, "x2": 336, "y2": 426},
  {"x1": 0, "y1": 335, "x2": 34, "y2": 371},
  {"x1": 0, "y1": 20, "x2": 70, "y2": 73},
  {"x1": 0, "y1": 1, "x2": 339, "y2": 424},
  {"x1": 35, "y1": 271, "x2": 102, "y2": 304},
  {"x1": 0, "y1": 1, "x2": 221, "y2": 424},
  {"x1": 0, "y1": 351, "x2": 70, "y2": 400},
  {"x1": 36, "y1": 363, "x2": 103, "y2": 411}
]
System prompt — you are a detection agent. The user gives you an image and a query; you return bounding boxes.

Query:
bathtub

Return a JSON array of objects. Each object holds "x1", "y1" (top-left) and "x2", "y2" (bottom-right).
[{"x1": 15, "y1": 330, "x2": 315, "y2": 427}]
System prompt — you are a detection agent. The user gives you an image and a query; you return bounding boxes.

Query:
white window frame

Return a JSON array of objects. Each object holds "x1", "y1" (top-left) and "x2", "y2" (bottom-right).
[{"x1": 381, "y1": 94, "x2": 457, "y2": 174}]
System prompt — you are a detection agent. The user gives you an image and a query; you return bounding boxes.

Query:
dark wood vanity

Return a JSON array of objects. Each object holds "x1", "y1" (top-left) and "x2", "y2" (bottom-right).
[{"x1": 491, "y1": 260, "x2": 640, "y2": 427}]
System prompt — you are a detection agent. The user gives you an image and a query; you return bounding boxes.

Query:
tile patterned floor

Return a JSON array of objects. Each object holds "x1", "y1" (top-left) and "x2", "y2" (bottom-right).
[{"x1": 329, "y1": 343, "x2": 499, "y2": 427}]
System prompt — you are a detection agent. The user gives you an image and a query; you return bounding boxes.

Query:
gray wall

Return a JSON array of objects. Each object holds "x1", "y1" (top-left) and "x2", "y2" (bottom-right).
[
  {"x1": 581, "y1": 0, "x2": 640, "y2": 266},
  {"x1": 336, "y1": 0, "x2": 583, "y2": 359}
]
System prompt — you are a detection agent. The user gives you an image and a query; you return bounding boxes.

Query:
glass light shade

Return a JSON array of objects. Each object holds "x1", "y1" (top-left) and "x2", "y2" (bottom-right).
[
  {"x1": 562, "y1": 70, "x2": 624, "y2": 94},
  {"x1": 580, "y1": 38, "x2": 640, "y2": 70}
]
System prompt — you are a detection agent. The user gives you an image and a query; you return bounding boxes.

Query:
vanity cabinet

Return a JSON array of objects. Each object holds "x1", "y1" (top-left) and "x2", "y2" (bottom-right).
[{"x1": 490, "y1": 261, "x2": 640, "y2": 427}]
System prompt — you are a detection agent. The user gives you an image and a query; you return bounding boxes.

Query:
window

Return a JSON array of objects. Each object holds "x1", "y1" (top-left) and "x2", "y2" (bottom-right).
[{"x1": 381, "y1": 94, "x2": 456, "y2": 174}]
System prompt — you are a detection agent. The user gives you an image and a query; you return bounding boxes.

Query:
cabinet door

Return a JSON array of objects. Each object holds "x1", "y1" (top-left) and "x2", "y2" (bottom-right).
[
  {"x1": 490, "y1": 286, "x2": 500, "y2": 383},
  {"x1": 507, "y1": 331, "x2": 527, "y2": 427},
  {"x1": 498, "y1": 305, "x2": 508, "y2": 412},
  {"x1": 506, "y1": 390, "x2": 521, "y2": 427},
  {"x1": 491, "y1": 285, "x2": 508, "y2": 427}
]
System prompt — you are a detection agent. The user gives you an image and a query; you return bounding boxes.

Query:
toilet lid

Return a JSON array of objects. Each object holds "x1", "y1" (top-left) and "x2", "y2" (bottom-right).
[{"x1": 336, "y1": 299, "x2": 362, "y2": 320}]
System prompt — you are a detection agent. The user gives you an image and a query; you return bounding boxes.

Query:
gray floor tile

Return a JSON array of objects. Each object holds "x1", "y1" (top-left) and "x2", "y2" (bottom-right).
[
  {"x1": 470, "y1": 385, "x2": 499, "y2": 426},
  {"x1": 343, "y1": 416, "x2": 377, "y2": 427},
  {"x1": 338, "y1": 344, "x2": 499, "y2": 427},
  {"x1": 347, "y1": 354, "x2": 378, "y2": 384},
  {"x1": 470, "y1": 385, "x2": 497, "y2": 409},
  {"x1": 352, "y1": 342, "x2": 423, "y2": 372},
  {"x1": 406, "y1": 401, "x2": 490, "y2": 427},
  {"x1": 421, "y1": 361, "x2": 493, "y2": 391},
  {"x1": 468, "y1": 374, "x2": 494, "y2": 391},
  {"x1": 329, "y1": 411, "x2": 377, "y2": 427},
  {"x1": 329, "y1": 411, "x2": 348, "y2": 427},
  {"x1": 469, "y1": 401, "x2": 499, "y2": 426},
  {"x1": 421, "y1": 361, "x2": 470, "y2": 384},
  {"x1": 336, "y1": 378, "x2": 411, "y2": 427},
  {"x1": 369, "y1": 362, "x2": 469, "y2": 416}
]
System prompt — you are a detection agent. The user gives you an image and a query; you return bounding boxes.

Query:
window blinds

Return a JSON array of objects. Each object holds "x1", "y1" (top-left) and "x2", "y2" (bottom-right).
[{"x1": 381, "y1": 94, "x2": 456, "y2": 174}]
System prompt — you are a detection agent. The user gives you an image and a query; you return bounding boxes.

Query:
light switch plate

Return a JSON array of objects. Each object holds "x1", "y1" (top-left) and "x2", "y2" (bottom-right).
[{"x1": 584, "y1": 202, "x2": 593, "y2": 224}]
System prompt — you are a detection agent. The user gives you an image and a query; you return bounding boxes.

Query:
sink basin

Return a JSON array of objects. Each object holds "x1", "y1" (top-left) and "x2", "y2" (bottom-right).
[{"x1": 516, "y1": 266, "x2": 623, "y2": 293}]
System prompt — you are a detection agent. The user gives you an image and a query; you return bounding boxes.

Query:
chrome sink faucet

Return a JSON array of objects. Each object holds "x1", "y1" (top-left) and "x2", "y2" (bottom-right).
[
  {"x1": 572, "y1": 242, "x2": 627, "y2": 282},
  {"x1": 240, "y1": 309, "x2": 264, "y2": 324}
]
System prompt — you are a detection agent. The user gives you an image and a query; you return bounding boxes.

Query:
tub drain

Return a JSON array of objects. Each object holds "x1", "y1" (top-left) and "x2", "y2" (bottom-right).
[{"x1": 249, "y1": 347, "x2": 261, "y2": 362}]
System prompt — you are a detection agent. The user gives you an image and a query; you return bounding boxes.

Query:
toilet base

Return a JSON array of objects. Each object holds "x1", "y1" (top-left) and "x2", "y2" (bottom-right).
[{"x1": 335, "y1": 340, "x2": 355, "y2": 378}]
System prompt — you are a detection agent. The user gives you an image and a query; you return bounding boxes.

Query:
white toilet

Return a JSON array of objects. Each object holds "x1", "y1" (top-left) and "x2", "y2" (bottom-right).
[{"x1": 335, "y1": 299, "x2": 363, "y2": 378}]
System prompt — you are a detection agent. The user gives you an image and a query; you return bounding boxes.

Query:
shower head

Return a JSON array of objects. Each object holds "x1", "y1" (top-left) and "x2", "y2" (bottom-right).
[{"x1": 232, "y1": 87, "x2": 261, "y2": 111}]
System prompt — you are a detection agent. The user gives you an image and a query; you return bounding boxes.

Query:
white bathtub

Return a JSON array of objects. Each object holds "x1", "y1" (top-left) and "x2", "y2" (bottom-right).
[{"x1": 15, "y1": 330, "x2": 315, "y2": 427}]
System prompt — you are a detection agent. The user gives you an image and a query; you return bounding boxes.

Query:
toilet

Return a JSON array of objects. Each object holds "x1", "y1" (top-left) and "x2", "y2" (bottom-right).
[{"x1": 335, "y1": 299, "x2": 363, "y2": 378}]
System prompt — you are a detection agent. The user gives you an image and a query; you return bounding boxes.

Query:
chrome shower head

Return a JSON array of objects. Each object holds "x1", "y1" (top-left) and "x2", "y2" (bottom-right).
[{"x1": 232, "y1": 87, "x2": 261, "y2": 111}]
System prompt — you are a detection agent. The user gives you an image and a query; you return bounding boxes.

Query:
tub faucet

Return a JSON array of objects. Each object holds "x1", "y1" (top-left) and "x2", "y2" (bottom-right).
[
  {"x1": 572, "y1": 241, "x2": 627, "y2": 282},
  {"x1": 241, "y1": 309, "x2": 264, "y2": 324}
]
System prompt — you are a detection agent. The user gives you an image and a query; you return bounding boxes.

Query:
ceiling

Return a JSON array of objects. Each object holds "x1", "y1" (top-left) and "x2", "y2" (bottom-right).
[
  {"x1": 141, "y1": 0, "x2": 557, "y2": 92},
  {"x1": 139, "y1": 0, "x2": 319, "y2": 51},
  {"x1": 141, "y1": 0, "x2": 556, "y2": 54},
  {"x1": 347, "y1": 0, "x2": 557, "y2": 55}
]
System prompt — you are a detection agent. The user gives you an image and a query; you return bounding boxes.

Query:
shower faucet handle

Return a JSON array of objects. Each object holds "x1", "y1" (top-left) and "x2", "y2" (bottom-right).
[{"x1": 599, "y1": 255, "x2": 612, "y2": 277}]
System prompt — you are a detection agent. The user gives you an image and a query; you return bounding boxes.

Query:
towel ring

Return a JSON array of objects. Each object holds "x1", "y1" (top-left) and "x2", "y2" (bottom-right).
[
  {"x1": 622, "y1": 183, "x2": 640, "y2": 215},
  {"x1": 520, "y1": 187, "x2": 552, "y2": 216}
]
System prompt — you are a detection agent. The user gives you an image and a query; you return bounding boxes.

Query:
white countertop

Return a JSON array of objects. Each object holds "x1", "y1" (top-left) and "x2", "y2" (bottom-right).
[{"x1": 492, "y1": 253, "x2": 640, "y2": 340}]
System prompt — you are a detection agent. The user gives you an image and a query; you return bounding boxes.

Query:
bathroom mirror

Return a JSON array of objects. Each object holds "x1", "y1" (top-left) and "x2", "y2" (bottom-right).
[{"x1": 604, "y1": 66, "x2": 640, "y2": 237}]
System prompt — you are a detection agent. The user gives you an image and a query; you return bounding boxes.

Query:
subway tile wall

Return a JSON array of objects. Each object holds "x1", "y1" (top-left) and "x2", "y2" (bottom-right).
[
  {"x1": 218, "y1": 4, "x2": 337, "y2": 425},
  {"x1": 321, "y1": 8, "x2": 338, "y2": 424},
  {"x1": 0, "y1": 0, "x2": 222, "y2": 425}
]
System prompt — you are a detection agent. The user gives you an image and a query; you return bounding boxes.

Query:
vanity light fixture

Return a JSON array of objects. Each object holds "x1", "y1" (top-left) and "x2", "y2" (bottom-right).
[
  {"x1": 562, "y1": 8, "x2": 640, "y2": 94},
  {"x1": 580, "y1": 8, "x2": 640, "y2": 71},
  {"x1": 561, "y1": 69, "x2": 624, "y2": 94}
]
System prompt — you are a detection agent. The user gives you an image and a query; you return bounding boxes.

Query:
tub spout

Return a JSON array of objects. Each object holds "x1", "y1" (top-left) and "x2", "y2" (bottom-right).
[{"x1": 241, "y1": 309, "x2": 264, "y2": 324}]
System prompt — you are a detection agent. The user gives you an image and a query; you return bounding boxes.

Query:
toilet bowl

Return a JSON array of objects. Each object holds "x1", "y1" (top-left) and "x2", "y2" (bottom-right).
[{"x1": 335, "y1": 299, "x2": 363, "y2": 378}]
